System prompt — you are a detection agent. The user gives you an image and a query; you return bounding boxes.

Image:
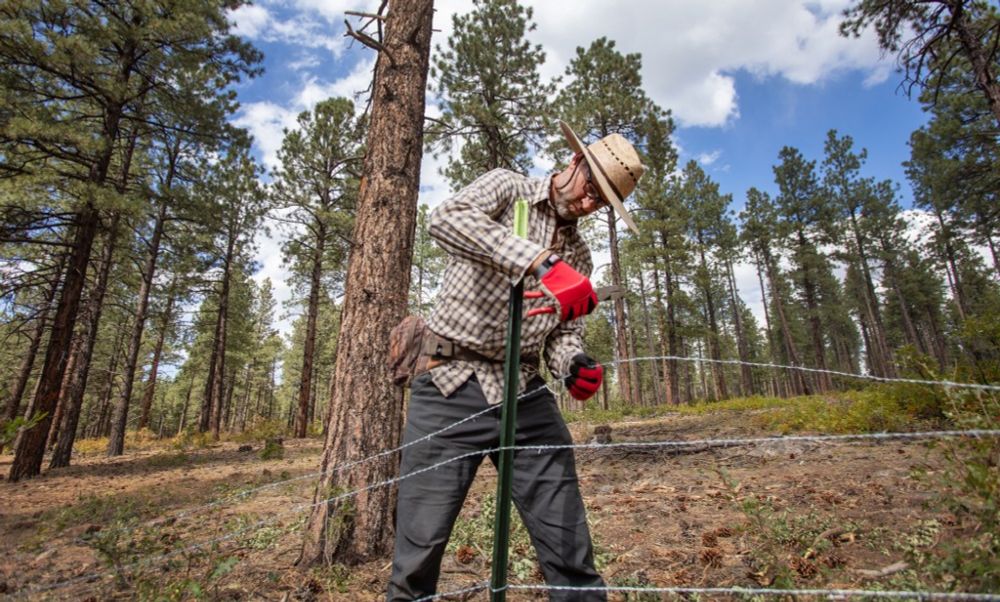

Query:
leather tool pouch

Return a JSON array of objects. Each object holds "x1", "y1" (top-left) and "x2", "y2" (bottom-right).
[{"x1": 388, "y1": 315, "x2": 431, "y2": 388}]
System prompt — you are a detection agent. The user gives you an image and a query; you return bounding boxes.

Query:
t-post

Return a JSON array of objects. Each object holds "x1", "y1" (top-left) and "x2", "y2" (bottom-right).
[{"x1": 490, "y1": 198, "x2": 529, "y2": 601}]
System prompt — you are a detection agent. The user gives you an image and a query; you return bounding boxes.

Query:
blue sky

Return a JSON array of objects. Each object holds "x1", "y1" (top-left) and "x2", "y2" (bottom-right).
[
  {"x1": 226, "y1": 0, "x2": 931, "y2": 329},
  {"x1": 680, "y1": 70, "x2": 927, "y2": 210}
]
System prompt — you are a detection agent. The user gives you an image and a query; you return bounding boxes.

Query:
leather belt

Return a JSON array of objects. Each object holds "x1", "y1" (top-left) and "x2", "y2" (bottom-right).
[{"x1": 414, "y1": 333, "x2": 539, "y2": 378}]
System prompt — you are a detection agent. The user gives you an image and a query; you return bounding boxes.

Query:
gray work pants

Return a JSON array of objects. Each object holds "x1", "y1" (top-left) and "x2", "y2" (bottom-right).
[{"x1": 387, "y1": 373, "x2": 605, "y2": 601}]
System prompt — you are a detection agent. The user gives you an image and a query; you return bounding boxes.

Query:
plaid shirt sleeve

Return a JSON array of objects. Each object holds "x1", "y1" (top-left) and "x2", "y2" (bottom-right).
[{"x1": 429, "y1": 169, "x2": 547, "y2": 282}]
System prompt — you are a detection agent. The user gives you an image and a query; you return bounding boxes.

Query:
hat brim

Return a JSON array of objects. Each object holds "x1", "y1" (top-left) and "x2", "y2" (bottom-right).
[{"x1": 559, "y1": 120, "x2": 639, "y2": 234}]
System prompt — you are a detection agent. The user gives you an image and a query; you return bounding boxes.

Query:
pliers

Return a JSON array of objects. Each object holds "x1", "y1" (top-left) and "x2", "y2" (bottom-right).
[{"x1": 524, "y1": 285, "x2": 625, "y2": 318}]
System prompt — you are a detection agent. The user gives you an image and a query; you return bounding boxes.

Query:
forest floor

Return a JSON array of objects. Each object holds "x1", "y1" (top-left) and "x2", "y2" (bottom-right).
[{"x1": 0, "y1": 406, "x2": 984, "y2": 601}]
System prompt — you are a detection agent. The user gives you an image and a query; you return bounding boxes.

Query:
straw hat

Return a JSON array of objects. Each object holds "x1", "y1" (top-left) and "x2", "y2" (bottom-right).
[{"x1": 559, "y1": 120, "x2": 643, "y2": 233}]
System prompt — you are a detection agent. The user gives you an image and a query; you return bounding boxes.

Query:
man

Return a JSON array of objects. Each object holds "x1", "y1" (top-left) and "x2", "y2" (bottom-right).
[{"x1": 388, "y1": 121, "x2": 644, "y2": 601}]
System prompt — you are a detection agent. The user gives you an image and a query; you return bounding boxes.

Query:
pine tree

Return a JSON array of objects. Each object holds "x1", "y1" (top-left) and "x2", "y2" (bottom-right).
[
  {"x1": 841, "y1": 0, "x2": 1000, "y2": 126},
  {"x1": 2, "y1": 0, "x2": 261, "y2": 481},
  {"x1": 632, "y1": 112, "x2": 682, "y2": 404},
  {"x1": 271, "y1": 98, "x2": 363, "y2": 439},
  {"x1": 741, "y1": 188, "x2": 811, "y2": 396},
  {"x1": 428, "y1": 0, "x2": 554, "y2": 189},
  {"x1": 410, "y1": 203, "x2": 446, "y2": 316},
  {"x1": 822, "y1": 131, "x2": 895, "y2": 377},
  {"x1": 680, "y1": 161, "x2": 732, "y2": 400},
  {"x1": 773, "y1": 147, "x2": 836, "y2": 391},
  {"x1": 198, "y1": 146, "x2": 268, "y2": 439}
]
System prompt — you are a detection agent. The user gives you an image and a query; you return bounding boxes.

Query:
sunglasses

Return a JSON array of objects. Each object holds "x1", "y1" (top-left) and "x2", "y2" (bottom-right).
[{"x1": 582, "y1": 164, "x2": 609, "y2": 208}]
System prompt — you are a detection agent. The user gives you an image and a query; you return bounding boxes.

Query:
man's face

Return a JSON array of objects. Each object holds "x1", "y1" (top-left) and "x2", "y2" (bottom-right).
[{"x1": 552, "y1": 156, "x2": 610, "y2": 220}]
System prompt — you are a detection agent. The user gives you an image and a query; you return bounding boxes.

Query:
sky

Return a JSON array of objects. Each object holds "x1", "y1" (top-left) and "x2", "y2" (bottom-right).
[{"x1": 225, "y1": 0, "x2": 931, "y2": 334}]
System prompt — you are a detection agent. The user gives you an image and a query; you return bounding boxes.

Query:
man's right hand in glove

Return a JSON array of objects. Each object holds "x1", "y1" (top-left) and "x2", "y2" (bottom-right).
[
  {"x1": 567, "y1": 353, "x2": 603, "y2": 400},
  {"x1": 526, "y1": 253, "x2": 597, "y2": 321}
]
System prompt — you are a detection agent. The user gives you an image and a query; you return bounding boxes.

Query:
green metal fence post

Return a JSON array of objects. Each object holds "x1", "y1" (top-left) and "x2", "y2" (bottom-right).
[{"x1": 490, "y1": 198, "x2": 530, "y2": 602}]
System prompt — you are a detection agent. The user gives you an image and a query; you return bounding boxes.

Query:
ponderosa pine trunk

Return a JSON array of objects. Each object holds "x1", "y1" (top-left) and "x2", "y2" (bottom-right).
[
  {"x1": 726, "y1": 258, "x2": 754, "y2": 396},
  {"x1": 658, "y1": 232, "x2": 681, "y2": 404},
  {"x1": 636, "y1": 268, "x2": 662, "y2": 404},
  {"x1": 607, "y1": 209, "x2": 636, "y2": 405},
  {"x1": 764, "y1": 250, "x2": 810, "y2": 396},
  {"x1": 651, "y1": 263, "x2": 673, "y2": 405},
  {"x1": 754, "y1": 253, "x2": 782, "y2": 397},
  {"x1": 848, "y1": 210, "x2": 895, "y2": 377},
  {"x1": 295, "y1": 225, "x2": 326, "y2": 438},
  {"x1": 203, "y1": 229, "x2": 235, "y2": 438},
  {"x1": 8, "y1": 205, "x2": 101, "y2": 482},
  {"x1": 796, "y1": 231, "x2": 831, "y2": 392},
  {"x1": 138, "y1": 284, "x2": 175, "y2": 431},
  {"x1": 298, "y1": 0, "x2": 434, "y2": 566},
  {"x1": 108, "y1": 201, "x2": 167, "y2": 456},
  {"x1": 49, "y1": 216, "x2": 121, "y2": 468},
  {"x1": 3, "y1": 253, "x2": 65, "y2": 425},
  {"x1": 696, "y1": 241, "x2": 728, "y2": 400}
]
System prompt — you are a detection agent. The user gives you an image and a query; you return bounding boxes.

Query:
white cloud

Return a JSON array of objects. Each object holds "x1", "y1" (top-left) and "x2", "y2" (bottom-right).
[
  {"x1": 523, "y1": 0, "x2": 889, "y2": 127},
  {"x1": 229, "y1": 4, "x2": 272, "y2": 38},
  {"x1": 232, "y1": 101, "x2": 297, "y2": 172},
  {"x1": 233, "y1": 57, "x2": 376, "y2": 173},
  {"x1": 697, "y1": 150, "x2": 722, "y2": 166}
]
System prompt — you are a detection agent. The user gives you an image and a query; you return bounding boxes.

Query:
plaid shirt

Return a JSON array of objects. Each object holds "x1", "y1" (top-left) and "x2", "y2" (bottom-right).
[{"x1": 427, "y1": 168, "x2": 592, "y2": 405}]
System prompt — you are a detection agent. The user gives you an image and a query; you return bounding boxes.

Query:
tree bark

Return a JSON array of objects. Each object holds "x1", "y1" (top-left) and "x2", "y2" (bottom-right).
[
  {"x1": 754, "y1": 254, "x2": 781, "y2": 397},
  {"x1": 3, "y1": 253, "x2": 65, "y2": 425},
  {"x1": 795, "y1": 231, "x2": 831, "y2": 392},
  {"x1": 932, "y1": 206, "x2": 970, "y2": 320},
  {"x1": 726, "y1": 258, "x2": 754, "y2": 396},
  {"x1": 296, "y1": 227, "x2": 326, "y2": 438},
  {"x1": 607, "y1": 209, "x2": 635, "y2": 405},
  {"x1": 695, "y1": 241, "x2": 728, "y2": 400},
  {"x1": 9, "y1": 205, "x2": 101, "y2": 481},
  {"x1": 108, "y1": 201, "x2": 167, "y2": 456},
  {"x1": 764, "y1": 249, "x2": 811, "y2": 396},
  {"x1": 138, "y1": 283, "x2": 176, "y2": 431},
  {"x1": 49, "y1": 216, "x2": 121, "y2": 468},
  {"x1": 636, "y1": 268, "x2": 662, "y2": 404},
  {"x1": 299, "y1": 0, "x2": 434, "y2": 566},
  {"x1": 848, "y1": 210, "x2": 895, "y2": 377},
  {"x1": 650, "y1": 263, "x2": 673, "y2": 405},
  {"x1": 203, "y1": 228, "x2": 235, "y2": 438},
  {"x1": 657, "y1": 232, "x2": 681, "y2": 404}
]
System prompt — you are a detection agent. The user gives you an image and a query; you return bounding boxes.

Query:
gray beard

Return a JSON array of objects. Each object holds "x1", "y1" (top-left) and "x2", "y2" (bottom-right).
[{"x1": 551, "y1": 195, "x2": 576, "y2": 221}]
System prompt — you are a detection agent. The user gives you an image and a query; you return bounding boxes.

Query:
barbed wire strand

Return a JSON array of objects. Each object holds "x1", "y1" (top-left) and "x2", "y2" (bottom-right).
[
  {"x1": 614, "y1": 354, "x2": 1000, "y2": 392},
  {"x1": 508, "y1": 429, "x2": 1000, "y2": 454},
  {"x1": 17, "y1": 428, "x2": 1000, "y2": 599},
  {"x1": 506, "y1": 583, "x2": 1000, "y2": 601},
  {"x1": 153, "y1": 383, "x2": 549, "y2": 526},
  {"x1": 414, "y1": 581, "x2": 488, "y2": 601}
]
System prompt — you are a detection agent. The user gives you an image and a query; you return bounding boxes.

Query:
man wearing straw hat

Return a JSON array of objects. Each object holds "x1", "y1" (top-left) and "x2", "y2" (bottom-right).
[{"x1": 388, "y1": 121, "x2": 644, "y2": 601}]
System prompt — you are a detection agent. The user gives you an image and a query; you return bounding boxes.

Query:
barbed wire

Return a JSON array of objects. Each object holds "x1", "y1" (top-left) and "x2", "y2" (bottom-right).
[
  {"x1": 505, "y1": 583, "x2": 1000, "y2": 600},
  {"x1": 614, "y1": 354, "x2": 1000, "y2": 392},
  {"x1": 414, "y1": 581, "x2": 488, "y2": 601},
  {"x1": 17, "y1": 427, "x2": 1000, "y2": 599},
  {"x1": 506, "y1": 429, "x2": 1000, "y2": 454},
  {"x1": 151, "y1": 383, "x2": 553, "y2": 526}
]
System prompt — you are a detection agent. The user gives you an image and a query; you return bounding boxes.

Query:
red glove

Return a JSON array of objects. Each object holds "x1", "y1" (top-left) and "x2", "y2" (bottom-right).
[
  {"x1": 536, "y1": 256, "x2": 597, "y2": 321},
  {"x1": 567, "y1": 353, "x2": 603, "y2": 401}
]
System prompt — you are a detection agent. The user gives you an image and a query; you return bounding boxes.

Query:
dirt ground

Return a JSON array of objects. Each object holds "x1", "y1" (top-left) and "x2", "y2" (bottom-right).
[{"x1": 0, "y1": 411, "x2": 968, "y2": 601}]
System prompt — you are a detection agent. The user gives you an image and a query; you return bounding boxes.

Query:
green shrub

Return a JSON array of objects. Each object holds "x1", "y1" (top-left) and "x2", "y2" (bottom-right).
[{"x1": 260, "y1": 439, "x2": 284, "y2": 460}]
